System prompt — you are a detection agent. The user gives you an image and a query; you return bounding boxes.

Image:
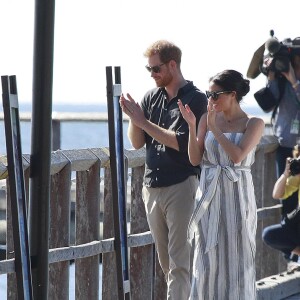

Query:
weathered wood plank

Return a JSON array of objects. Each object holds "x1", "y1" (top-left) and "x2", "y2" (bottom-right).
[
  {"x1": 130, "y1": 165, "x2": 153, "y2": 300},
  {"x1": 102, "y1": 167, "x2": 118, "y2": 299},
  {"x1": 75, "y1": 161, "x2": 101, "y2": 300},
  {"x1": 49, "y1": 161, "x2": 71, "y2": 299}
]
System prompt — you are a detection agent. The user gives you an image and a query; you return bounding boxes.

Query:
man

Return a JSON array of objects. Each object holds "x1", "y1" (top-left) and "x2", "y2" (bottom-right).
[
  {"x1": 262, "y1": 52, "x2": 300, "y2": 268},
  {"x1": 266, "y1": 53, "x2": 300, "y2": 217},
  {"x1": 120, "y1": 40, "x2": 207, "y2": 299}
]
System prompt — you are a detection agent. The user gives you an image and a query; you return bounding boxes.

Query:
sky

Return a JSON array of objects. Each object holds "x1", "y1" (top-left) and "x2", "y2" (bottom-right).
[{"x1": 1, "y1": 0, "x2": 300, "y2": 109}]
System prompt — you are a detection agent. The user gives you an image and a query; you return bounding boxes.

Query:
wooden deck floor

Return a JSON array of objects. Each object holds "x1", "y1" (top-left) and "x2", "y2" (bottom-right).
[
  {"x1": 284, "y1": 294, "x2": 300, "y2": 299},
  {"x1": 257, "y1": 270, "x2": 300, "y2": 300}
]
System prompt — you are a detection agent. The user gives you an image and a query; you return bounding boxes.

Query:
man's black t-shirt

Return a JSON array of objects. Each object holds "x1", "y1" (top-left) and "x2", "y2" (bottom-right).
[{"x1": 141, "y1": 81, "x2": 207, "y2": 188}]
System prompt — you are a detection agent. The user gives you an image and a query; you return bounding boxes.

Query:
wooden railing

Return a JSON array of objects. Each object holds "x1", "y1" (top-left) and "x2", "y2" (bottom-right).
[{"x1": 0, "y1": 133, "x2": 294, "y2": 299}]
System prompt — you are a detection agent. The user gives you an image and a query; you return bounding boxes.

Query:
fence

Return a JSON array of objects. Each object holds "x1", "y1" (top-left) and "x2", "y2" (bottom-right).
[{"x1": 0, "y1": 133, "x2": 297, "y2": 299}]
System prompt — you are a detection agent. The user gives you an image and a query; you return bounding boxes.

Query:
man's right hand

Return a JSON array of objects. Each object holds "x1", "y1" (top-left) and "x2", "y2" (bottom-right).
[{"x1": 120, "y1": 93, "x2": 146, "y2": 128}]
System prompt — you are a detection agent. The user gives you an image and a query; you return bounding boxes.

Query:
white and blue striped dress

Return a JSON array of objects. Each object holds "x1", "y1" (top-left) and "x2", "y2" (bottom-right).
[{"x1": 189, "y1": 131, "x2": 257, "y2": 300}]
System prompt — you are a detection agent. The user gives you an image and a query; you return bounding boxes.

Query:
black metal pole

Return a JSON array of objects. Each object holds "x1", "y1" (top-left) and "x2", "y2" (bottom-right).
[
  {"x1": 2, "y1": 75, "x2": 33, "y2": 300},
  {"x1": 114, "y1": 66, "x2": 129, "y2": 284},
  {"x1": 106, "y1": 66, "x2": 130, "y2": 299},
  {"x1": 29, "y1": 0, "x2": 55, "y2": 299}
]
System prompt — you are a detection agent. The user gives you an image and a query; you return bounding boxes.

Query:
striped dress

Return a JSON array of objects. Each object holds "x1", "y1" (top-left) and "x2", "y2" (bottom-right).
[{"x1": 189, "y1": 131, "x2": 257, "y2": 300}]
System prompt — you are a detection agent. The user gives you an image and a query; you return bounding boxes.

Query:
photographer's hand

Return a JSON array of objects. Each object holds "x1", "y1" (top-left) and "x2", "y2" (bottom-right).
[
  {"x1": 273, "y1": 157, "x2": 291, "y2": 199},
  {"x1": 267, "y1": 71, "x2": 276, "y2": 81},
  {"x1": 284, "y1": 157, "x2": 292, "y2": 177},
  {"x1": 282, "y1": 62, "x2": 298, "y2": 86},
  {"x1": 264, "y1": 57, "x2": 276, "y2": 80}
]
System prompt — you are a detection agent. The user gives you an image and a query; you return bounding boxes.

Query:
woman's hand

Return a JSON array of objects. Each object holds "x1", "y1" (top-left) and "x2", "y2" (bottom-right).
[
  {"x1": 178, "y1": 99, "x2": 196, "y2": 127},
  {"x1": 207, "y1": 101, "x2": 217, "y2": 131}
]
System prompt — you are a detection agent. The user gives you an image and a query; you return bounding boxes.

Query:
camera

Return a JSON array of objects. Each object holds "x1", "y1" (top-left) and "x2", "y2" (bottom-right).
[
  {"x1": 289, "y1": 158, "x2": 300, "y2": 176},
  {"x1": 261, "y1": 30, "x2": 300, "y2": 77}
]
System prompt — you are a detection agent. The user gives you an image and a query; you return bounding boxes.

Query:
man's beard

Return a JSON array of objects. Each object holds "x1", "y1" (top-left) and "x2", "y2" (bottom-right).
[{"x1": 155, "y1": 72, "x2": 172, "y2": 88}]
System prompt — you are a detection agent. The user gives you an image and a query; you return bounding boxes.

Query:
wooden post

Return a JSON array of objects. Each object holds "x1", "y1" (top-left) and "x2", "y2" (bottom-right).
[
  {"x1": 102, "y1": 167, "x2": 118, "y2": 299},
  {"x1": 51, "y1": 119, "x2": 61, "y2": 151},
  {"x1": 75, "y1": 160, "x2": 100, "y2": 299},
  {"x1": 48, "y1": 151, "x2": 71, "y2": 299},
  {"x1": 129, "y1": 165, "x2": 154, "y2": 299}
]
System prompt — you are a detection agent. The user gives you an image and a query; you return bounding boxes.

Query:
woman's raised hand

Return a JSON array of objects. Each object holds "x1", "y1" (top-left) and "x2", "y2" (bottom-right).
[{"x1": 178, "y1": 99, "x2": 196, "y2": 127}]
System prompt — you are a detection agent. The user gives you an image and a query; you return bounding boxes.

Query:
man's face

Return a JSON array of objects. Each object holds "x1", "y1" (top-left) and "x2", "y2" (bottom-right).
[{"x1": 146, "y1": 54, "x2": 172, "y2": 88}]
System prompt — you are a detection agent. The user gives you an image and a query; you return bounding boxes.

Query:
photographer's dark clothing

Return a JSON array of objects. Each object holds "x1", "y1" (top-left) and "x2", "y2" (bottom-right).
[
  {"x1": 268, "y1": 78, "x2": 300, "y2": 215},
  {"x1": 141, "y1": 81, "x2": 207, "y2": 188},
  {"x1": 262, "y1": 221, "x2": 300, "y2": 261},
  {"x1": 268, "y1": 78, "x2": 300, "y2": 148},
  {"x1": 262, "y1": 174, "x2": 300, "y2": 262}
]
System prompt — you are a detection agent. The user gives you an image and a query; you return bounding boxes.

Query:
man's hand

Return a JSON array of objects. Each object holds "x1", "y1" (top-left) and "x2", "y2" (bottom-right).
[
  {"x1": 281, "y1": 62, "x2": 298, "y2": 86},
  {"x1": 120, "y1": 93, "x2": 146, "y2": 128}
]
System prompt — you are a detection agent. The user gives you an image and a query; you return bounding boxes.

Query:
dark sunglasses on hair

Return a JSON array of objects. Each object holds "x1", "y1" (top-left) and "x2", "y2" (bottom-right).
[
  {"x1": 145, "y1": 63, "x2": 165, "y2": 73},
  {"x1": 205, "y1": 90, "x2": 233, "y2": 100}
]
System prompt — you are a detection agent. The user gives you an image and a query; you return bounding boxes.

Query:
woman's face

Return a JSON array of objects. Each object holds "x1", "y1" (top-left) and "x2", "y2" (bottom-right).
[{"x1": 206, "y1": 83, "x2": 236, "y2": 112}]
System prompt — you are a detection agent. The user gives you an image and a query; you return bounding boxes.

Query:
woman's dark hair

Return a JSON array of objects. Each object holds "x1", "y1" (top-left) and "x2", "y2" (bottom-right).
[{"x1": 209, "y1": 69, "x2": 250, "y2": 102}]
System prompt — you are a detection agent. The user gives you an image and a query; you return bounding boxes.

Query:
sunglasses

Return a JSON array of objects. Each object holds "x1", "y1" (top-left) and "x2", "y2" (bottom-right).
[
  {"x1": 145, "y1": 63, "x2": 165, "y2": 73},
  {"x1": 205, "y1": 90, "x2": 233, "y2": 100}
]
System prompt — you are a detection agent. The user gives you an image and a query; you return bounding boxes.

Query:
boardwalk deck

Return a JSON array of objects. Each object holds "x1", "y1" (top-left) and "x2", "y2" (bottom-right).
[{"x1": 257, "y1": 270, "x2": 300, "y2": 300}]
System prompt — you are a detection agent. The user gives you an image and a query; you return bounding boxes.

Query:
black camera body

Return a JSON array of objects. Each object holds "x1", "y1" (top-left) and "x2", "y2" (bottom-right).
[
  {"x1": 261, "y1": 35, "x2": 300, "y2": 77},
  {"x1": 289, "y1": 158, "x2": 300, "y2": 176}
]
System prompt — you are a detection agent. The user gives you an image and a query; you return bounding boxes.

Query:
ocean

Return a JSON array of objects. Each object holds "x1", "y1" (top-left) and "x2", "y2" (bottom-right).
[
  {"x1": 0, "y1": 102, "x2": 270, "y2": 156},
  {"x1": 0, "y1": 103, "x2": 132, "y2": 155}
]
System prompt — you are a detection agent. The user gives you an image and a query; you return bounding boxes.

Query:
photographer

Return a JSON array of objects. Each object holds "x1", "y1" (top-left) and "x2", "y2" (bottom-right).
[
  {"x1": 262, "y1": 144, "x2": 300, "y2": 272},
  {"x1": 264, "y1": 41, "x2": 300, "y2": 216}
]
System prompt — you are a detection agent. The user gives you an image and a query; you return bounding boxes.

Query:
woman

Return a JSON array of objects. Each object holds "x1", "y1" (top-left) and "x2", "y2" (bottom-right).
[
  {"x1": 178, "y1": 70, "x2": 265, "y2": 299},
  {"x1": 262, "y1": 144, "x2": 300, "y2": 272}
]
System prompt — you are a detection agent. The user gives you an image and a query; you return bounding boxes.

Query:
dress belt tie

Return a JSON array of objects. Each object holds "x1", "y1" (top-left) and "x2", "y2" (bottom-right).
[{"x1": 188, "y1": 163, "x2": 251, "y2": 253}]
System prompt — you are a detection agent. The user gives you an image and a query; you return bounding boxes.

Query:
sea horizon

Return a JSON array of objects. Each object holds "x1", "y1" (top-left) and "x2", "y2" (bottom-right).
[
  {"x1": 1, "y1": 99, "x2": 270, "y2": 112},
  {"x1": 0, "y1": 101, "x2": 271, "y2": 156}
]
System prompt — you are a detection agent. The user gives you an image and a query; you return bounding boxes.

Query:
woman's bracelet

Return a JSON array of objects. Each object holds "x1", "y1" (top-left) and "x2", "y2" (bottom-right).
[{"x1": 292, "y1": 80, "x2": 300, "y2": 89}]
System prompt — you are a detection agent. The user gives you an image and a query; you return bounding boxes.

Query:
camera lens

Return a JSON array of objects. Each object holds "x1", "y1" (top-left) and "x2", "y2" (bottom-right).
[
  {"x1": 273, "y1": 56, "x2": 290, "y2": 72},
  {"x1": 290, "y1": 159, "x2": 300, "y2": 176}
]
